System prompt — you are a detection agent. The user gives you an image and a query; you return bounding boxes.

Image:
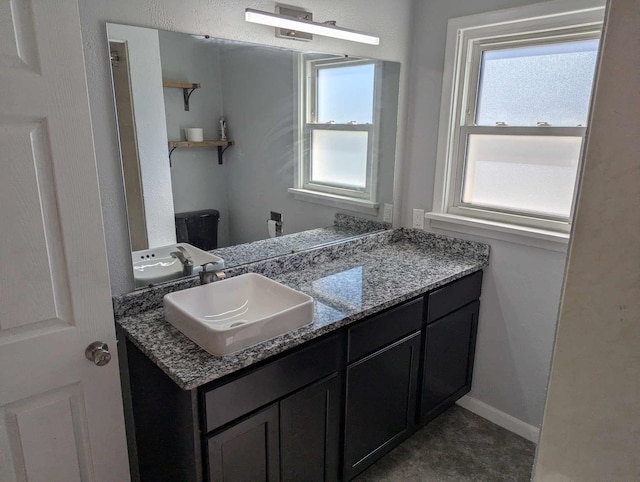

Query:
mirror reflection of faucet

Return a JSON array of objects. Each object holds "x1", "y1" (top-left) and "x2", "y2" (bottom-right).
[
  {"x1": 170, "y1": 245, "x2": 194, "y2": 276},
  {"x1": 199, "y1": 269, "x2": 226, "y2": 285},
  {"x1": 268, "y1": 211, "x2": 283, "y2": 238}
]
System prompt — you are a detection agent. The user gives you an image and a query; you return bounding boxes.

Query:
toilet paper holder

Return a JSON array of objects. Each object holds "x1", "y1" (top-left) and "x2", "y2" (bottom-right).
[{"x1": 268, "y1": 211, "x2": 283, "y2": 237}]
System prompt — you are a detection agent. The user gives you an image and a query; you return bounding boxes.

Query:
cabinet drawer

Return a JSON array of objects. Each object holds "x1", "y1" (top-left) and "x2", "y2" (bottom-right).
[
  {"x1": 427, "y1": 271, "x2": 482, "y2": 323},
  {"x1": 347, "y1": 297, "x2": 423, "y2": 363},
  {"x1": 203, "y1": 335, "x2": 339, "y2": 433}
]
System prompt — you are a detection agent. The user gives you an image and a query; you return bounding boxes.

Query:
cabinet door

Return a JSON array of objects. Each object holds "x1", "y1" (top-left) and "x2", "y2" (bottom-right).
[
  {"x1": 343, "y1": 332, "x2": 421, "y2": 480},
  {"x1": 421, "y1": 300, "x2": 480, "y2": 423},
  {"x1": 206, "y1": 404, "x2": 279, "y2": 482},
  {"x1": 280, "y1": 375, "x2": 341, "y2": 482}
]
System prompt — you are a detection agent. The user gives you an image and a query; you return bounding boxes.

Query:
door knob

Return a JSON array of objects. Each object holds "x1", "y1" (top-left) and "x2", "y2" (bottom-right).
[{"x1": 85, "y1": 341, "x2": 112, "y2": 366}]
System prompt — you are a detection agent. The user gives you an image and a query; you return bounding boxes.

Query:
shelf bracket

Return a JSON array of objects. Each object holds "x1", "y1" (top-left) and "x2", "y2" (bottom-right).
[
  {"x1": 217, "y1": 142, "x2": 233, "y2": 165},
  {"x1": 168, "y1": 144, "x2": 178, "y2": 167},
  {"x1": 182, "y1": 83, "x2": 199, "y2": 111}
]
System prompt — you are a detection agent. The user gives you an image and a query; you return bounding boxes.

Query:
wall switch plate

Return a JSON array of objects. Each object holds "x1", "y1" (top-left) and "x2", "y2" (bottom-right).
[
  {"x1": 412, "y1": 208, "x2": 425, "y2": 229},
  {"x1": 383, "y1": 203, "x2": 393, "y2": 223}
]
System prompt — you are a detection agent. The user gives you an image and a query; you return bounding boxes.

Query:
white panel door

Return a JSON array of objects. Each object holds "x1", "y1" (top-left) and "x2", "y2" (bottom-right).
[{"x1": 0, "y1": 0, "x2": 130, "y2": 481}]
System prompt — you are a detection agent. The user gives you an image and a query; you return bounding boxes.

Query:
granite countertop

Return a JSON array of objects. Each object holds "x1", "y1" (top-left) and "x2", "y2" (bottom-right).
[
  {"x1": 210, "y1": 224, "x2": 384, "y2": 267},
  {"x1": 116, "y1": 229, "x2": 489, "y2": 390},
  {"x1": 209, "y1": 213, "x2": 390, "y2": 268}
]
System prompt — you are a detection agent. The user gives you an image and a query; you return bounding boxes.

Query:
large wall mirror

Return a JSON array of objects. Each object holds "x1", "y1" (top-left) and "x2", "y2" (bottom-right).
[{"x1": 106, "y1": 23, "x2": 401, "y2": 288}]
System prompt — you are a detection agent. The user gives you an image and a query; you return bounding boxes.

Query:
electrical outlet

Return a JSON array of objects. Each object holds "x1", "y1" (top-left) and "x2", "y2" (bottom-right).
[
  {"x1": 383, "y1": 203, "x2": 393, "y2": 223},
  {"x1": 412, "y1": 208, "x2": 425, "y2": 229}
]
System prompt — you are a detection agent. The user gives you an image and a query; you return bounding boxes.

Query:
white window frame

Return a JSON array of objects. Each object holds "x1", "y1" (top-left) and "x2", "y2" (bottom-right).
[
  {"x1": 429, "y1": 0, "x2": 605, "y2": 247},
  {"x1": 290, "y1": 56, "x2": 381, "y2": 215}
]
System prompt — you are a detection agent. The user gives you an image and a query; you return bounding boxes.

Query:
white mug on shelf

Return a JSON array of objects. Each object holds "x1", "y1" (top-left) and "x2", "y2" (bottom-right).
[{"x1": 185, "y1": 127, "x2": 204, "y2": 142}]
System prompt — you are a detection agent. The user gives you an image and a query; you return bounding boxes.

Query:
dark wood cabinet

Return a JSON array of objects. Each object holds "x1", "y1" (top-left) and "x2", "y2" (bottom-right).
[
  {"x1": 347, "y1": 298, "x2": 423, "y2": 363},
  {"x1": 280, "y1": 375, "x2": 341, "y2": 482},
  {"x1": 202, "y1": 336, "x2": 341, "y2": 482},
  {"x1": 343, "y1": 332, "x2": 421, "y2": 480},
  {"x1": 126, "y1": 338, "x2": 201, "y2": 482},
  {"x1": 206, "y1": 404, "x2": 280, "y2": 482},
  {"x1": 426, "y1": 271, "x2": 482, "y2": 323},
  {"x1": 420, "y1": 300, "x2": 480, "y2": 423},
  {"x1": 125, "y1": 271, "x2": 483, "y2": 482},
  {"x1": 205, "y1": 373, "x2": 341, "y2": 482},
  {"x1": 202, "y1": 335, "x2": 340, "y2": 433}
]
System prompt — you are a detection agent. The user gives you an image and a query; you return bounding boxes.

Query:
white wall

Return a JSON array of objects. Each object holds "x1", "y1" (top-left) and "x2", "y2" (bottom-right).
[
  {"x1": 534, "y1": 0, "x2": 640, "y2": 477},
  {"x1": 403, "y1": 0, "x2": 575, "y2": 431},
  {"x1": 79, "y1": 0, "x2": 414, "y2": 295},
  {"x1": 106, "y1": 24, "x2": 176, "y2": 248}
]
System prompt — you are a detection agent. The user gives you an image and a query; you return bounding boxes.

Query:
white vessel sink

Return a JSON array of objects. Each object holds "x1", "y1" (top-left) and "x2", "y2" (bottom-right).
[
  {"x1": 132, "y1": 243, "x2": 225, "y2": 288},
  {"x1": 163, "y1": 273, "x2": 314, "y2": 356}
]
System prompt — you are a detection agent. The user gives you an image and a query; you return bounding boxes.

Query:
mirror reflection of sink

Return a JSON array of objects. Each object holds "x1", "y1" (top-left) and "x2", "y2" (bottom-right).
[
  {"x1": 133, "y1": 256, "x2": 183, "y2": 287},
  {"x1": 163, "y1": 273, "x2": 314, "y2": 356},
  {"x1": 132, "y1": 243, "x2": 225, "y2": 288}
]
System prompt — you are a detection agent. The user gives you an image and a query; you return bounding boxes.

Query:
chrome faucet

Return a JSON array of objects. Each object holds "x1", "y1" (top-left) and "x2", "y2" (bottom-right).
[
  {"x1": 199, "y1": 269, "x2": 226, "y2": 285},
  {"x1": 170, "y1": 246, "x2": 194, "y2": 276}
]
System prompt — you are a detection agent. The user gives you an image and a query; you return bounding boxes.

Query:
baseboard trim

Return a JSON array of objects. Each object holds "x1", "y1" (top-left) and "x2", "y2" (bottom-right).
[{"x1": 456, "y1": 396, "x2": 540, "y2": 443}]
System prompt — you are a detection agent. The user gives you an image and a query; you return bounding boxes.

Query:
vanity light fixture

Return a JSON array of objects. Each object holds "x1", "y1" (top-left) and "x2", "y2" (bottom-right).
[{"x1": 244, "y1": 7, "x2": 380, "y2": 45}]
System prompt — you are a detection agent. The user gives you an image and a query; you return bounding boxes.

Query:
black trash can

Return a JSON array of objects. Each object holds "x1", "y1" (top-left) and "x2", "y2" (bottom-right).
[{"x1": 175, "y1": 209, "x2": 220, "y2": 250}]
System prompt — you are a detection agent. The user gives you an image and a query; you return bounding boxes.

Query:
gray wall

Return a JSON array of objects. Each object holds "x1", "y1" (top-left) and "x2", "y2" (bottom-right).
[
  {"x1": 220, "y1": 45, "x2": 336, "y2": 244},
  {"x1": 158, "y1": 32, "x2": 231, "y2": 248},
  {"x1": 402, "y1": 0, "x2": 582, "y2": 431}
]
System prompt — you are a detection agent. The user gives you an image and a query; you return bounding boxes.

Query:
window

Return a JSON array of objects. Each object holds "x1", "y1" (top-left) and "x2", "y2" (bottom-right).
[
  {"x1": 290, "y1": 56, "x2": 380, "y2": 214},
  {"x1": 430, "y1": 2, "x2": 604, "y2": 242}
]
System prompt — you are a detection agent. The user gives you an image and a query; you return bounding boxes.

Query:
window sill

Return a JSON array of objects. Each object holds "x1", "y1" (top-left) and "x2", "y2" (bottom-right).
[
  {"x1": 288, "y1": 188, "x2": 379, "y2": 216},
  {"x1": 425, "y1": 212, "x2": 570, "y2": 252}
]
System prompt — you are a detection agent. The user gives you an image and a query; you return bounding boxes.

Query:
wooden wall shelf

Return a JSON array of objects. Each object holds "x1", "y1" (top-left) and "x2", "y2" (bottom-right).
[
  {"x1": 163, "y1": 81, "x2": 200, "y2": 89},
  {"x1": 168, "y1": 140, "x2": 228, "y2": 149},
  {"x1": 168, "y1": 140, "x2": 234, "y2": 165},
  {"x1": 162, "y1": 81, "x2": 201, "y2": 111}
]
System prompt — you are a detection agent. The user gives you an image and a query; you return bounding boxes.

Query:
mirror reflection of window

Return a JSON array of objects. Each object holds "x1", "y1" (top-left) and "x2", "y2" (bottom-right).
[
  {"x1": 311, "y1": 130, "x2": 369, "y2": 188},
  {"x1": 302, "y1": 58, "x2": 379, "y2": 201},
  {"x1": 316, "y1": 63, "x2": 375, "y2": 123}
]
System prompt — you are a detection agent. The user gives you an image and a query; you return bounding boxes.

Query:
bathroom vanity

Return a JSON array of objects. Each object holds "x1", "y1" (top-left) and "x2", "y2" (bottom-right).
[{"x1": 115, "y1": 229, "x2": 488, "y2": 481}]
